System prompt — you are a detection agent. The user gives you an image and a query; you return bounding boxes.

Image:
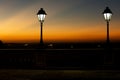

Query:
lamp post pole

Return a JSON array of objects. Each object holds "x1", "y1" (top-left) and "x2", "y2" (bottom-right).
[
  {"x1": 107, "y1": 21, "x2": 109, "y2": 48},
  {"x1": 103, "y1": 7, "x2": 113, "y2": 49},
  {"x1": 40, "y1": 22, "x2": 43, "y2": 45},
  {"x1": 103, "y1": 7, "x2": 113, "y2": 64},
  {"x1": 37, "y1": 8, "x2": 47, "y2": 47}
]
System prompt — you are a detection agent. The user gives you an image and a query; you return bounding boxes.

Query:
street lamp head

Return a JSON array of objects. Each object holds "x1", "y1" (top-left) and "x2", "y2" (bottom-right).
[
  {"x1": 103, "y1": 7, "x2": 113, "y2": 21},
  {"x1": 37, "y1": 8, "x2": 47, "y2": 22}
]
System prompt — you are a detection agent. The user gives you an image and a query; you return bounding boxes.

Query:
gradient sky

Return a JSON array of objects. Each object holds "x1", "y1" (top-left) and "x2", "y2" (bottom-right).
[{"x1": 0, "y1": 0, "x2": 120, "y2": 43}]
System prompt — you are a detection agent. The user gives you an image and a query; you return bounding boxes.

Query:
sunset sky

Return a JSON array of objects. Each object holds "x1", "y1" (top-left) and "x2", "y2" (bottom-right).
[{"x1": 0, "y1": 0, "x2": 120, "y2": 43}]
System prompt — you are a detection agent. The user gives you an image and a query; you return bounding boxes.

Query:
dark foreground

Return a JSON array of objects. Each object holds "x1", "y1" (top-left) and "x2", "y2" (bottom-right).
[
  {"x1": 0, "y1": 69, "x2": 120, "y2": 80},
  {"x1": 0, "y1": 48, "x2": 116, "y2": 69},
  {"x1": 0, "y1": 48, "x2": 120, "y2": 79}
]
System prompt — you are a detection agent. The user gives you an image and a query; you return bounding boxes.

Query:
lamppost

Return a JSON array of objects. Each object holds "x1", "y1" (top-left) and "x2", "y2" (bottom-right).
[
  {"x1": 103, "y1": 7, "x2": 113, "y2": 49},
  {"x1": 37, "y1": 8, "x2": 47, "y2": 46}
]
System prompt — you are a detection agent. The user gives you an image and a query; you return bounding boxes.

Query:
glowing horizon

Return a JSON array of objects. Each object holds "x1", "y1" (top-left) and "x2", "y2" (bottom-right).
[{"x1": 0, "y1": 0, "x2": 120, "y2": 43}]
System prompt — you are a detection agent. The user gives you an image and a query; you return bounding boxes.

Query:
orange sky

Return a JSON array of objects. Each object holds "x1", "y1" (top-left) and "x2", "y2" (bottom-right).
[{"x1": 0, "y1": 0, "x2": 120, "y2": 43}]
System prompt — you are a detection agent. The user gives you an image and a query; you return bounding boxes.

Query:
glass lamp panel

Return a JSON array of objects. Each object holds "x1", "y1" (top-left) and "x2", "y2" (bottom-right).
[
  {"x1": 104, "y1": 13, "x2": 112, "y2": 21},
  {"x1": 38, "y1": 14, "x2": 46, "y2": 22}
]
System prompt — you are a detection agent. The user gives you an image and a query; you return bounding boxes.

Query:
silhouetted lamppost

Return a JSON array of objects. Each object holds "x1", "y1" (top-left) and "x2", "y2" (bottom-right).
[
  {"x1": 37, "y1": 8, "x2": 47, "y2": 46},
  {"x1": 103, "y1": 7, "x2": 113, "y2": 48}
]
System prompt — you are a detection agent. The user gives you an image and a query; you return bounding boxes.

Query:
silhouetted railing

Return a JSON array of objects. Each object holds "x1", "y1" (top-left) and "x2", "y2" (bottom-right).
[{"x1": 0, "y1": 49, "x2": 106, "y2": 69}]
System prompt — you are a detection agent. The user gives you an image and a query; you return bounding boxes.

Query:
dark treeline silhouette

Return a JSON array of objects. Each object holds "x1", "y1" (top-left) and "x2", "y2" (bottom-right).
[{"x1": 0, "y1": 40, "x2": 4, "y2": 48}]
